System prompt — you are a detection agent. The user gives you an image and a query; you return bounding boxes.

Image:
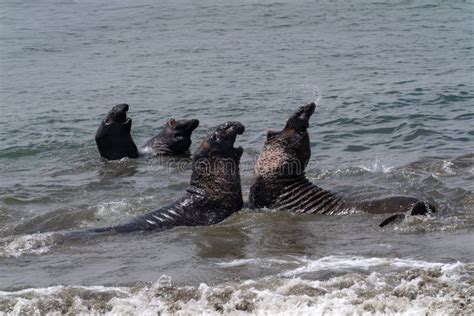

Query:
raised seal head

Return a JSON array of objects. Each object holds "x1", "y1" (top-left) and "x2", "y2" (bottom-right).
[
  {"x1": 95, "y1": 104, "x2": 139, "y2": 160},
  {"x1": 256, "y1": 102, "x2": 316, "y2": 179},
  {"x1": 145, "y1": 118, "x2": 200, "y2": 155},
  {"x1": 191, "y1": 121, "x2": 245, "y2": 206}
]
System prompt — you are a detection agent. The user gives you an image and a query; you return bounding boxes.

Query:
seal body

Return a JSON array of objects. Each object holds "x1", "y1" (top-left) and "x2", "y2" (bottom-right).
[
  {"x1": 143, "y1": 118, "x2": 200, "y2": 156},
  {"x1": 249, "y1": 103, "x2": 435, "y2": 226},
  {"x1": 67, "y1": 121, "x2": 244, "y2": 236},
  {"x1": 95, "y1": 104, "x2": 139, "y2": 160}
]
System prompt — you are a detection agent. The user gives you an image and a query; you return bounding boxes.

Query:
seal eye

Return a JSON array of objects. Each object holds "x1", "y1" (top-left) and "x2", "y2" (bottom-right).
[
  {"x1": 211, "y1": 133, "x2": 218, "y2": 142},
  {"x1": 104, "y1": 119, "x2": 111, "y2": 126}
]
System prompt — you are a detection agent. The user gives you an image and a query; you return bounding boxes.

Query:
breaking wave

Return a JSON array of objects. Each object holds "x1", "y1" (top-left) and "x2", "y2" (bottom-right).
[{"x1": 0, "y1": 256, "x2": 471, "y2": 315}]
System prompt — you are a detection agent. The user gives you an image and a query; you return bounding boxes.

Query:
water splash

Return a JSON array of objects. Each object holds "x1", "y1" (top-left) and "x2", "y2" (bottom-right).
[
  {"x1": 0, "y1": 232, "x2": 58, "y2": 258},
  {"x1": 96, "y1": 199, "x2": 129, "y2": 219},
  {"x1": 359, "y1": 155, "x2": 394, "y2": 173},
  {"x1": 286, "y1": 83, "x2": 323, "y2": 106}
]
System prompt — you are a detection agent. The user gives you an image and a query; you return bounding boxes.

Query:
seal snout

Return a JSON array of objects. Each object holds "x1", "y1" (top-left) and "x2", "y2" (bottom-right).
[
  {"x1": 285, "y1": 102, "x2": 316, "y2": 131},
  {"x1": 189, "y1": 119, "x2": 200, "y2": 131},
  {"x1": 224, "y1": 121, "x2": 245, "y2": 135},
  {"x1": 305, "y1": 102, "x2": 316, "y2": 112},
  {"x1": 220, "y1": 122, "x2": 245, "y2": 154},
  {"x1": 300, "y1": 102, "x2": 316, "y2": 120},
  {"x1": 233, "y1": 123, "x2": 245, "y2": 135},
  {"x1": 184, "y1": 119, "x2": 200, "y2": 136},
  {"x1": 109, "y1": 103, "x2": 130, "y2": 124},
  {"x1": 116, "y1": 103, "x2": 129, "y2": 112},
  {"x1": 176, "y1": 118, "x2": 200, "y2": 137}
]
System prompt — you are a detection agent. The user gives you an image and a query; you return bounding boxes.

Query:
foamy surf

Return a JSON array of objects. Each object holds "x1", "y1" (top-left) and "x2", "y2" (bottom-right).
[
  {"x1": 279, "y1": 255, "x2": 467, "y2": 278},
  {"x1": 0, "y1": 232, "x2": 59, "y2": 258},
  {"x1": 216, "y1": 258, "x2": 299, "y2": 268},
  {"x1": 95, "y1": 196, "x2": 158, "y2": 221},
  {"x1": 0, "y1": 256, "x2": 471, "y2": 315},
  {"x1": 391, "y1": 214, "x2": 474, "y2": 232}
]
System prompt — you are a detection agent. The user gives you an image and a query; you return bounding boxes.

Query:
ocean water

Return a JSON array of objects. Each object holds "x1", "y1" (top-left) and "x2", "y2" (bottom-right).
[{"x1": 0, "y1": 0, "x2": 473, "y2": 314}]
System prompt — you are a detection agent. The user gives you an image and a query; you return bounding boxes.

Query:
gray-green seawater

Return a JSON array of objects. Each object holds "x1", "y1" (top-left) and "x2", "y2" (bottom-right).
[{"x1": 0, "y1": 0, "x2": 473, "y2": 314}]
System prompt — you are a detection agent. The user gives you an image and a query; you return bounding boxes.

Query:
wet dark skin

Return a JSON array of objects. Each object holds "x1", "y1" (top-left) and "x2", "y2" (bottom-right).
[
  {"x1": 144, "y1": 118, "x2": 199, "y2": 156},
  {"x1": 95, "y1": 104, "x2": 139, "y2": 160},
  {"x1": 95, "y1": 104, "x2": 199, "y2": 160},
  {"x1": 67, "y1": 121, "x2": 245, "y2": 236},
  {"x1": 249, "y1": 103, "x2": 436, "y2": 227}
]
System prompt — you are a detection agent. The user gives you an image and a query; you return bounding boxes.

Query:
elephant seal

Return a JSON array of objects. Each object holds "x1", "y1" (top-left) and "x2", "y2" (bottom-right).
[
  {"x1": 143, "y1": 118, "x2": 200, "y2": 156},
  {"x1": 95, "y1": 104, "x2": 139, "y2": 160},
  {"x1": 67, "y1": 121, "x2": 244, "y2": 236},
  {"x1": 95, "y1": 105, "x2": 200, "y2": 160},
  {"x1": 249, "y1": 102, "x2": 435, "y2": 227}
]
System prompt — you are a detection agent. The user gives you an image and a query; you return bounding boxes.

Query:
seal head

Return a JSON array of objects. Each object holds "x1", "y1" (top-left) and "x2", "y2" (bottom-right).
[
  {"x1": 191, "y1": 121, "x2": 245, "y2": 208},
  {"x1": 256, "y1": 102, "x2": 315, "y2": 179},
  {"x1": 194, "y1": 121, "x2": 245, "y2": 161},
  {"x1": 144, "y1": 118, "x2": 200, "y2": 156},
  {"x1": 95, "y1": 104, "x2": 139, "y2": 160}
]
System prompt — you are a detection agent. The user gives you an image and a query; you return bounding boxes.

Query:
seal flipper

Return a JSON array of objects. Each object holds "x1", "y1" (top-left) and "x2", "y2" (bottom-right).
[
  {"x1": 379, "y1": 213, "x2": 406, "y2": 227},
  {"x1": 62, "y1": 225, "x2": 118, "y2": 238},
  {"x1": 379, "y1": 201, "x2": 436, "y2": 227}
]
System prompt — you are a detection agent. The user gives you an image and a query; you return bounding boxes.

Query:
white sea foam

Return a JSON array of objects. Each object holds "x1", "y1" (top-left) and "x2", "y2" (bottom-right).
[
  {"x1": 0, "y1": 232, "x2": 58, "y2": 258},
  {"x1": 96, "y1": 199, "x2": 129, "y2": 218},
  {"x1": 392, "y1": 214, "x2": 474, "y2": 232},
  {"x1": 140, "y1": 145, "x2": 154, "y2": 155},
  {"x1": 0, "y1": 257, "x2": 471, "y2": 315},
  {"x1": 95, "y1": 196, "x2": 155, "y2": 220},
  {"x1": 280, "y1": 255, "x2": 465, "y2": 277},
  {"x1": 217, "y1": 258, "x2": 299, "y2": 268},
  {"x1": 441, "y1": 159, "x2": 456, "y2": 176}
]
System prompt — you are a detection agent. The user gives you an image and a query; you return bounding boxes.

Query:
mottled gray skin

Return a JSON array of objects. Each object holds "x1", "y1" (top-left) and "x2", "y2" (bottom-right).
[
  {"x1": 143, "y1": 118, "x2": 199, "y2": 156},
  {"x1": 66, "y1": 121, "x2": 244, "y2": 236},
  {"x1": 95, "y1": 104, "x2": 139, "y2": 160},
  {"x1": 249, "y1": 103, "x2": 435, "y2": 226}
]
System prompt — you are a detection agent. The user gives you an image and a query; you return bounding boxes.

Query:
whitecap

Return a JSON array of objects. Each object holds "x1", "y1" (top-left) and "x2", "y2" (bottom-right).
[
  {"x1": 0, "y1": 263, "x2": 471, "y2": 315},
  {"x1": 280, "y1": 255, "x2": 468, "y2": 278},
  {"x1": 0, "y1": 232, "x2": 58, "y2": 258}
]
